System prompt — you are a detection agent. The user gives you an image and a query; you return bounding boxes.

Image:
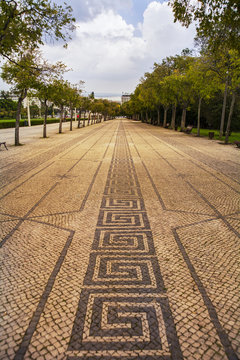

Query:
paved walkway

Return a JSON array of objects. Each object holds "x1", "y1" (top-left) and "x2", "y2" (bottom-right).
[{"x1": 0, "y1": 119, "x2": 239, "y2": 360}]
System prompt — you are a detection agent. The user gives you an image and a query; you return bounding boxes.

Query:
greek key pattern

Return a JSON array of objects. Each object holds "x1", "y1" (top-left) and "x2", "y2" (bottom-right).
[{"x1": 67, "y1": 124, "x2": 182, "y2": 359}]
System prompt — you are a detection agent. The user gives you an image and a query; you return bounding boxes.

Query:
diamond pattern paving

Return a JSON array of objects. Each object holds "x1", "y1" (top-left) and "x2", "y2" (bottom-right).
[{"x1": 0, "y1": 119, "x2": 239, "y2": 360}]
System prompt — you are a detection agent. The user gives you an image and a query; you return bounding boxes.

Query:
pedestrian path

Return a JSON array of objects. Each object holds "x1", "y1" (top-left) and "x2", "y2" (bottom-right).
[{"x1": 0, "y1": 119, "x2": 239, "y2": 359}]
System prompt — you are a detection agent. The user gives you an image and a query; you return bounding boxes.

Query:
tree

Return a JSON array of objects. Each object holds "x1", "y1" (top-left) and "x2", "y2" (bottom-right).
[
  {"x1": 139, "y1": 73, "x2": 157, "y2": 124},
  {"x1": 200, "y1": 46, "x2": 240, "y2": 137},
  {"x1": 224, "y1": 51, "x2": 240, "y2": 143},
  {"x1": 187, "y1": 57, "x2": 220, "y2": 136},
  {"x1": 1, "y1": 51, "x2": 42, "y2": 145},
  {"x1": 0, "y1": 0, "x2": 75, "y2": 59},
  {"x1": 161, "y1": 73, "x2": 180, "y2": 129},
  {"x1": 34, "y1": 61, "x2": 67, "y2": 138},
  {"x1": 0, "y1": 90, "x2": 17, "y2": 118},
  {"x1": 169, "y1": 0, "x2": 240, "y2": 53},
  {"x1": 50, "y1": 79, "x2": 71, "y2": 134},
  {"x1": 66, "y1": 85, "x2": 81, "y2": 131}
]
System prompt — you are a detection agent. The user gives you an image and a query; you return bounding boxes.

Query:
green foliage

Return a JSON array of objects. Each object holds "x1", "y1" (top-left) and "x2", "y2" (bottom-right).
[
  {"x1": 0, "y1": 0, "x2": 75, "y2": 57},
  {"x1": 0, "y1": 91, "x2": 17, "y2": 118},
  {"x1": 1, "y1": 51, "x2": 42, "y2": 95},
  {"x1": 0, "y1": 117, "x2": 65, "y2": 128},
  {"x1": 122, "y1": 48, "x2": 240, "y2": 135},
  {"x1": 190, "y1": 128, "x2": 240, "y2": 143},
  {"x1": 169, "y1": 0, "x2": 240, "y2": 53}
]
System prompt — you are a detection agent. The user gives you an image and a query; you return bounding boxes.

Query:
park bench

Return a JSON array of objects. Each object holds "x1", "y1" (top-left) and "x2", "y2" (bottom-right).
[
  {"x1": 184, "y1": 125, "x2": 193, "y2": 134},
  {"x1": 234, "y1": 141, "x2": 240, "y2": 148},
  {"x1": 0, "y1": 141, "x2": 8, "y2": 150}
]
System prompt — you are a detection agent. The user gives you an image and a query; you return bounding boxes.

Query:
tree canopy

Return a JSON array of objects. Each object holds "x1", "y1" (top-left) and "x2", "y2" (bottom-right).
[
  {"x1": 0, "y1": 0, "x2": 75, "y2": 58},
  {"x1": 169, "y1": 0, "x2": 240, "y2": 53}
]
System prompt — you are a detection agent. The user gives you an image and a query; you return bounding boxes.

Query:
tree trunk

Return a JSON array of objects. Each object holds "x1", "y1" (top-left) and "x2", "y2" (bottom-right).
[
  {"x1": 220, "y1": 80, "x2": 228, "y2": 138},
  {"x1": 197, "y1": 97, "x2": 202, "y2": 137},
  {"x1": 15, "y1": 97, "x2": 22, "y2": 146},
  {"x1": 59, "y1": 105, "x2": 63, "y2": 133},
  {"x1": 70, "y1": 106, "x2": 73, "y2": 131},
  {"x1": 88, "y1": 112, "x2": 91, "y2": 125},
  {"x1": 180, "y1": 108, "x2": 187, "y2": 131},
  {"x1": 157, "y1": 107, "x2": 160, "y2": 126},
  {"x1": 150, "y1": 111, "x2": 153, "y2": 124},
  {"x1": 163, "y1": 107, "x2": 168, "y2": 127},
  {"x1": 225, "y1": 92, "x2": 236, "y2": 144},
  {"x1": 171, "y1": 105, "x2": 176, "y2": 129},
  {"x1": 43, "y1": 99, "x2": 48, "y2": 138},
  {"x1": 27, "y1": 97, "x2": 31, "y2": 126},
  {"x1": 146, "y1": 112, "x2": 149, "y2": 123},
  {"x1": 83, "y1": 111, "x2": 86, "y2": 126},
  {"x1": 78, "y1": 109, "x2": 81, "y2": 128},
  {"x1": 15, "y1": 89, "x2": 27, "y2": 146}
]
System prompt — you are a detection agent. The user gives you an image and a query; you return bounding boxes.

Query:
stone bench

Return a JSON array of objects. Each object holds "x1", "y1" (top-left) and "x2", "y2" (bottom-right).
[
  {"x1": 234, "y1": 141, "x2": 240, "y2": 148},
  {"x1": 184, "y1": 125, "x2": 193, "y2": 134},
  {"x1": 0, "y1": 142, "x2": 8, "y2": 150}
]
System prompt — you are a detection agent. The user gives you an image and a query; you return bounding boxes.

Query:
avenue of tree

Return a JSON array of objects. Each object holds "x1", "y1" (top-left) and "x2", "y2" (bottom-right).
[
  {"x1": 0, "y1": 0, "x2": 239, "y2": 145},
  {"x1": 122, "y1": 1, "x2": 240, "y2": 144},
  {"x1": 0, "y1": 0, "x2": 120, "y2": 145}
]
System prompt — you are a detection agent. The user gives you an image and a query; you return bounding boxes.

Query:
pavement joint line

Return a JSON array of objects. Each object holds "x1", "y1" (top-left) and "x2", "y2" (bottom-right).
[
  {"x1": 0, "y1": 182, "x2": 60, "y2": 248},
  {"x1": 0, "y1": 122, "x2": 111, "y2": 191},
  {"x1": 125, "y1": 120, "x2": 239, "y2": 360},
  {"x1": 145, "y1": 126, "x2": 240, "y2": 186},
  {"x1": 126, "y1": 130, "x2": 215, "y2": 217},
  {"x1": 174, "y1": 216, "x2": 220, "y2": 230},
  {"x1": 172, "y1": 228, "x2": 239, "y2": 360},
  {"x1": 135, "y1": 127, "x2": 240, "y2": 194},
  {"x1": 1, "y1": 119, "x2": 239, "y2": 359},
  {"x1": 58, "y1": 122, "x2": 112, "y2": 159},
  {"x1": 65, "y1": 123, "x2": 116, "y2": 174},
  {"x1": 128, "y1": 122, "x2": 240, "y2": 233},
  {"x1": 185, "y1": 180, "x2": 240, "y2": 238},
  {"x1": 27, "y1": 217, "x2": 75, "y2": 233},
  {"x1": 79, "y1": 123, "x2": 119, "y2": 211},
  {"x1": 14, "y1": 122, "x2": 118, "y2": 220},
  {"x1": 13, "y1": 230, "x2": 75, "y2": 360},
  {"x1": 68, "y1": 119, "x2": 183, "y2": 359},
  {"x1": 0, "y1": 212, "x2": 21, "y2": 219},
  {"x1": 0, "y1": 161, "x2": 55, "y2": 201},
  {"x1": 0, "y1": 123, "x2": 118, "y2": 247},
  {"x1": 27, "y1": 210, "x2": 80, "y2": 219},
  {"x1": 224, "y1": 211, "x2": 240, "y2": 217}
]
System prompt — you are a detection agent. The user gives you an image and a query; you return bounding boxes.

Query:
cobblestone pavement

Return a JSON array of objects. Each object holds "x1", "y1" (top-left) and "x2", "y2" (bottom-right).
[{"x1": 0, "y1": 119, "x2": 239, "y2": 360}]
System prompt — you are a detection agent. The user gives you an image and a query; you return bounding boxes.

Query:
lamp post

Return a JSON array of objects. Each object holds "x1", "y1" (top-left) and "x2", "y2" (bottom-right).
[{"x1": 27, "y1": 97, "x2": 31, "y2": 126}]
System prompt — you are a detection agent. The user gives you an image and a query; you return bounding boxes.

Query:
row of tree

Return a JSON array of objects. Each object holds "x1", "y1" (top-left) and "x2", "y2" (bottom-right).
[
  {"x1": 122, "y1": 47, "x2": 239, "y2": 143},
  {"x1": 0, "y1": 1, "x2": 120, "y2": 145},
  {"x1": 1, "y1": 52, "x2": 120, "y2": 144},
  {"x1": 122, "y1": 1, "x2": 240, "y2": 144}
]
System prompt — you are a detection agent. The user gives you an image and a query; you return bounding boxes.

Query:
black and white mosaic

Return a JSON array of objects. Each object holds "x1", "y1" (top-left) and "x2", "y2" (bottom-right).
[{"x1": 67, "y1": 124, "x2": 183, "y2": 359}]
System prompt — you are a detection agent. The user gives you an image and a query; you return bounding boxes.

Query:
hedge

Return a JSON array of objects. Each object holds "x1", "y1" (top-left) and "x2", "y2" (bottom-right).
[{"x1": 0, "y1": 118, "x2": 71, "y2": 129}]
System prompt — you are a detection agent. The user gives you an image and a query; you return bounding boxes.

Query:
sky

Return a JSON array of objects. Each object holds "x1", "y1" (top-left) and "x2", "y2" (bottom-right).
[{"x1": 1, "y1": 0, "x2": 196, "y2": 101}]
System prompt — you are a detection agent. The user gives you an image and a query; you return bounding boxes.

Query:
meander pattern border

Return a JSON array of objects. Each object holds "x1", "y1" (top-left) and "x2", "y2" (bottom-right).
[{"x1": 67, "y1": 122, "x2": 183, "y2": 359}]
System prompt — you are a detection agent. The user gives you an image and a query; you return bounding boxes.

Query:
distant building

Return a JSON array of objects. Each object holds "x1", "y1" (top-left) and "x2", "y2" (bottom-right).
[
  {"x1": 121, "y1": 93, "x2": 131, "y2": 105},
  {"x1": 0, "y1": 93, "x2": 41, "y2": 108},
  {"x1": 22, "y1": 97, "x2": 41, "y2": 109}
]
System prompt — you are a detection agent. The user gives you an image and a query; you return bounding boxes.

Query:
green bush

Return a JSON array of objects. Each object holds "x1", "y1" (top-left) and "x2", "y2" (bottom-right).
[{"x1": 0, "y1": 118, "x2": 71, "y2": 129}]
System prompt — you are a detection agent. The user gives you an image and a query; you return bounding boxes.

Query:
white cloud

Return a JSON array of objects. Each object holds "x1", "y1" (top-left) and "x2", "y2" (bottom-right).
[
  {"x1": 1, "y1": 1, "x2": 196, "y2": 96},
  {"x1": 63, "y1": 0, "x2": 133, "y2": 21},
  {"x1": 142, "y1": 1, "x2": 195, "y2": 59},
  {"x1": 42, "y1": 10, "x2": 147, "y2": 93}
]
